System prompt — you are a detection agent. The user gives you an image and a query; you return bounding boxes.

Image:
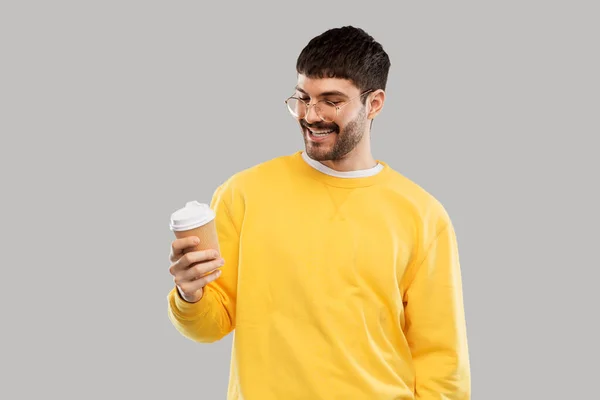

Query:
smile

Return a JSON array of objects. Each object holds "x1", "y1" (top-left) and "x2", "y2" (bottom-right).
[{"x1": 310, "y1": 129, "x2": 335, "y2": 137}]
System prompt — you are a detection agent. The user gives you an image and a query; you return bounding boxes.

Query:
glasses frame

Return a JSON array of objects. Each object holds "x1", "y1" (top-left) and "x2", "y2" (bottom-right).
[{"x1": 284, "y1": 89, "x2": 374, "y2": 122}]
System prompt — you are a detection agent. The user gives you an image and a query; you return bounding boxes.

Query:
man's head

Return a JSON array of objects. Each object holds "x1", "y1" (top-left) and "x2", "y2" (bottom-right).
[{"x1": 289, "y1": 26, "x2": 390, "y2": 164}]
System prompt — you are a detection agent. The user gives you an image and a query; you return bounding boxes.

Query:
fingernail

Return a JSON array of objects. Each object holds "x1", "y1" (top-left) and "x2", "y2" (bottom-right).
[
  {"x1": 218, "y1": 259, "x2": 225, "y2": 266},
  {"x1": 193, "y1": 237, "x2": 200, "y2": 244}
]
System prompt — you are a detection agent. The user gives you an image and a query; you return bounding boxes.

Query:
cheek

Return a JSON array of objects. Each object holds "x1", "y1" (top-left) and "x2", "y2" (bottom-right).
[
  {"x1": 338, "y1": 110, "x2": 361, "y2": 129},
  {"x1": 340, "y1": 111, "x2": 366, "y2": 132},
  {"x1": 336, "y1": 118, "x2": 350, "y2": 132}
]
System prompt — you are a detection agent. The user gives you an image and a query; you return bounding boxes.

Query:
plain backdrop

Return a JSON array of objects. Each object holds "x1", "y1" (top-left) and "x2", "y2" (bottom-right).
[{"x1": 1, "y1": 1, "x2": 598, "y2": 399}]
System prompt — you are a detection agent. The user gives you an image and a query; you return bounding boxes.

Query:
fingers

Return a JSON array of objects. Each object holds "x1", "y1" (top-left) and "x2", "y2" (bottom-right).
[
  {"x1": 170, "y1": 237, "x2": 200, "y2": 262},
  {"x1": 168, "y1": 238, "x2": 223, "y2": 303},
  {"x1": 177, "y1": 269, "x2": 222, "y2": 300},
  {"x1": 169, "y1": 249, "x2": 220, "y2": 275},
  {"x1": 180, "y1": 257, "x2": 225, "y2": 283}
]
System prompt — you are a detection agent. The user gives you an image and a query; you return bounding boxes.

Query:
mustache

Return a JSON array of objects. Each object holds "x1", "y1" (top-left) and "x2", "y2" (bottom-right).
[{"x1": 300, "y1": 120, "x2": 338, "y2": 131}]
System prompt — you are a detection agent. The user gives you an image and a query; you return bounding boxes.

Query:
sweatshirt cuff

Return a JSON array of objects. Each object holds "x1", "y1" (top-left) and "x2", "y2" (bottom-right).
[{"x1": 168, "y1": 286, "x2": 211, "y2": 318}]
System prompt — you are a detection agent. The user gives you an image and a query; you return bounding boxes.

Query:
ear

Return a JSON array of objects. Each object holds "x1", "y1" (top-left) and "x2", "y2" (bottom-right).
[{"x1": 367, "y1": 89, "x2": 385, "y2": 120}]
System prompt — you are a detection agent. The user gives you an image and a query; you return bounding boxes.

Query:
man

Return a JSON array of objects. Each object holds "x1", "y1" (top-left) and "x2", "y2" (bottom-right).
[{"x1": 167, "y1": 26, "x2": 471, "y2": 399}]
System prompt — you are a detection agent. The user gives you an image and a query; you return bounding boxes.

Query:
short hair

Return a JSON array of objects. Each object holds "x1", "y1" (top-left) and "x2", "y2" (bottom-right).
[{"x1": 296, "y1": 26, "x2": 391, "y2": 102}]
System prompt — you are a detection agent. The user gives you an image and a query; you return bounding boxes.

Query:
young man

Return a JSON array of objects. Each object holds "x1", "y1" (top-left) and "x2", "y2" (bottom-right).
[{"x1": 167, "y1": 26, "x2": 471, "y2": 399}]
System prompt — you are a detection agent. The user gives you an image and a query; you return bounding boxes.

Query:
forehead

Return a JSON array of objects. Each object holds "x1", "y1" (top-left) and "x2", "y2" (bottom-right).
[{"x1": 296, "y1": 74, "x2": 358, "y2": 97}]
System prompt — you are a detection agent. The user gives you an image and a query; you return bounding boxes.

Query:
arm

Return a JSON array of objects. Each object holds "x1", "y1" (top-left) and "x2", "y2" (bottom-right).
[
  {"x1": 167, "y1": 183, "x2": 241, "y2": 343},
  {"x1": 401, "y1": 218, "x2": 471, "y2": 399}
]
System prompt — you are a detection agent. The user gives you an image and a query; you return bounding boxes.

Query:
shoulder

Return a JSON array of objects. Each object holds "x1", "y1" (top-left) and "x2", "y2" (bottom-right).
[
  {"x1": 212, "y1": 152, "x2": 298, "y2": 199},
  {"x1": 381, "y1": 162, "x2": 451, "y2": 231}
]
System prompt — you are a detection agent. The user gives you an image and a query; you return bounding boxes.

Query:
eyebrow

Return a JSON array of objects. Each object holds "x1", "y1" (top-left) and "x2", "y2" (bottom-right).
[{"x1": 295, "y1": 86, "x2": 349, "y2": 98}]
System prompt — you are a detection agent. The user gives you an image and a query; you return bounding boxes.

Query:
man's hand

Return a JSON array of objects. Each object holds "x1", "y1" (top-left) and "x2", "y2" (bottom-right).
[{"x1": 168, "y1": 237, "x2": 224, "y2": 303}]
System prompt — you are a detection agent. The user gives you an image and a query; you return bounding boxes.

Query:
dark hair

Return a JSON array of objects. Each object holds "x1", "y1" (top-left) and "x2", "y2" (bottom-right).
[{"x1": 296, "y1": 26, "x2": 391, "y2": 102}]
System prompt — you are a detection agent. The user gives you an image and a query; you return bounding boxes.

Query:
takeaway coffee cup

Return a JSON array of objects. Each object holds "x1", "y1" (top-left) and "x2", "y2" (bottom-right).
[{"x1": 169, "y1": 201, "x2": 220, "y2": 254}]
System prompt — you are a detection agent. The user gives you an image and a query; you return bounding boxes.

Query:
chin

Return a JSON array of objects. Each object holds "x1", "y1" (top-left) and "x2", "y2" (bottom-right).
[
  {"x1": 305, "y1": 144, "x2": 332, "y2": 161},
  {"x1": 302, "y1": 127, "x2": 338, "y2": 159}
]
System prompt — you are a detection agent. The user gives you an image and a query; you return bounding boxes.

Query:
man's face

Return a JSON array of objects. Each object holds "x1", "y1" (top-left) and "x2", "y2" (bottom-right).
[{"x1": 294, "y1": 75, "x2": 369, "y2": 162}]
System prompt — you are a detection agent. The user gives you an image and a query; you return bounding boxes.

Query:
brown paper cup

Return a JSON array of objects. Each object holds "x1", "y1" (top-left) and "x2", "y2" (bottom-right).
[
  {"x1": 170, "y1": 201, "x2": 221, "y2": 254},
  {"x1": 173, "y1": 218, "x2": 220, "y2": 254}
]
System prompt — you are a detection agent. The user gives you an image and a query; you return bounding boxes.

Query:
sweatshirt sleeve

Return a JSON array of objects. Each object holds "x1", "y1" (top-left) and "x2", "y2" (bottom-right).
[
  {"x1": 401, "y1": 217, "x2": 471, "y2": 399},
  {"x1": 167, "y1": 182, "x2": 241, "y2": 343}
]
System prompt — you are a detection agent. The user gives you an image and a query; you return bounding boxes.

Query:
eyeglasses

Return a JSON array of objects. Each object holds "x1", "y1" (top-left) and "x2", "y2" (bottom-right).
[{"x1": 284, "y1": 89, "x2": 374, "y2": 123}]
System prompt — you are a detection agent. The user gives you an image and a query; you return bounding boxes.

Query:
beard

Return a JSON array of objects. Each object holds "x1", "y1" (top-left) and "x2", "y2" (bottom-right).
[{"x1": 301, "y1": 105, "x2": 366, "y2": 162}]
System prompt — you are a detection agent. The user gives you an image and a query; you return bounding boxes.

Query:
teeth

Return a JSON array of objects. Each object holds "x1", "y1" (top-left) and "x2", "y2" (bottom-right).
[{"x1": 311, "y1": 129, "x2": 334, "y2": 135}]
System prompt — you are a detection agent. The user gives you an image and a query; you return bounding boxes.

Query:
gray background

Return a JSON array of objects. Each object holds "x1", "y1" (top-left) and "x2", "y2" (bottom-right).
[{"x1": 1, "y1": 1, "x2": 598, "y2": 399}]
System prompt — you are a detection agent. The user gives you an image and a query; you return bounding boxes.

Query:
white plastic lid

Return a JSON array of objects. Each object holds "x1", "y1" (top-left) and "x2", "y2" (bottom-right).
[{"x1": 169, "y1": 201, "x2": 215, "y2": 231}]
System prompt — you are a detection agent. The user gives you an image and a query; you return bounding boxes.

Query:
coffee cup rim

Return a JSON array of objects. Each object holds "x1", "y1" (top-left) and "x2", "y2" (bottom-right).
[{"x1": 169, "y1": 201, "x2": 215, "y2": 231}]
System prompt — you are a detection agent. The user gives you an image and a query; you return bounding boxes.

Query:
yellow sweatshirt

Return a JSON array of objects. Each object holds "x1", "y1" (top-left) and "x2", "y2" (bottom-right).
[{"x1": 167, "y1": 151, "x2": 470, "y2": 399}]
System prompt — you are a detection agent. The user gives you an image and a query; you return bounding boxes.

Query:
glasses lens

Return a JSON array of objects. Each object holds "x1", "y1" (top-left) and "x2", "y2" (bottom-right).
[
  {"x1": 286, "y1": 98, "x2": 305, "y2": 119},
  {"x1": 286, "y1": 98, "x2": 337, "y2": 122},
  {"x1": 315, "y1": 101, "x2": 336, "y2": 122}
]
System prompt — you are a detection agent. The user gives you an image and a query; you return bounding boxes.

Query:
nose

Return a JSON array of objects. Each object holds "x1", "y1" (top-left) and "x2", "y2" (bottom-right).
[{"x1": 303, "y1": 104, "x2": 322, "y2": 124}]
